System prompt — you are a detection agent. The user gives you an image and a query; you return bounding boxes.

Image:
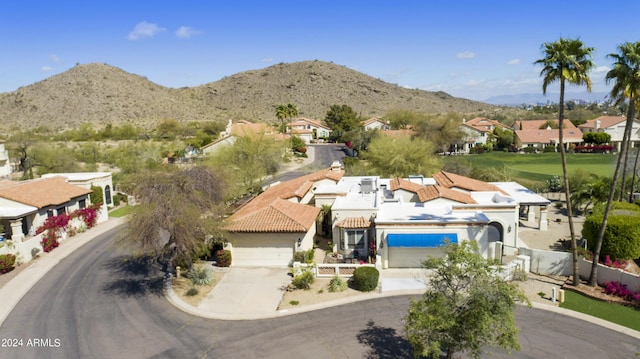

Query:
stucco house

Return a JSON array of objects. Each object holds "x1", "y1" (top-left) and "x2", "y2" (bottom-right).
[
  {"x1": 224, "y1": 164, "x2": 345, "y2": 266},
  {"x1": 0, "y1": 141, "x2": 11, "y2": 179},
  {"x1": 42, "y1": 172, "x2": 113, "y2": 221},
  {"x1": 459, "y1": 117, "x2": 511, "y2": 153},
  {"x1": 226, "y1": 162, "x2": 549, "y2": 268},
  {"x1": 287, "y1": 118, "x2": 332, "y2": 143},
  {"x1": 362, "y1": 118, "x2": 389, "y2": 131},
  {"x1": 513, "y1": 119, "x2": 583, "y2": 150},
  {"x1": 578, "y1": 116, "x2": 640, "y2": 151}
]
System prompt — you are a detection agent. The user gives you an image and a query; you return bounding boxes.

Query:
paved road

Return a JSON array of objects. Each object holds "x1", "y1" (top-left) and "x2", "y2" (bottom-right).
[
  {"x1": 0, "y1": 226, "x2": 638, "y2": 358},
  {"x1": 272, "y1": 143, "x2": 346, "y2": 183}
]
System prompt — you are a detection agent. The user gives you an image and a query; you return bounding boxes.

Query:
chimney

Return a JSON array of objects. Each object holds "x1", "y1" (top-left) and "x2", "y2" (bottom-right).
[{"x1": 595, "y1": 120, "x2": 601, "y2": 130}]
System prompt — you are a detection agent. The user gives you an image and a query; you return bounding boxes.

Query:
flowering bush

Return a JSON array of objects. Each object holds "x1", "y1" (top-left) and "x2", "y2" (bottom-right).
[
  {"x1": 41, "y1": 234, "x2": 59, "y2": 253},
  {"x1": 603, "y1": 255, "x2": 628, "y2": 270},
  {"x1": 0, "y1": 254, "x2": 17, "y2": 274},
  {"x1": 35, "y1": 204, "x2": 100, "y2": 253},
  {"x1": 602, "y1": 281, "x2": 640, "y2": 303}
]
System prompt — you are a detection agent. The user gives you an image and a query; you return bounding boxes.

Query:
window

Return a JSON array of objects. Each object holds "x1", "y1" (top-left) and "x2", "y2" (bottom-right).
[
  {"x1": 47, "y1": 210, "x2": 54, "y2": 218},
  {"x1": 346, "y1": 229, "x2": 366, "y2": 250},
  {"x1": 79, "y1": 199, "x2": 86, "y2": 209},
  {"x1": 105, "y1": 185, "x2": 112, "y2": 205},
  {"x1": 56, "y1": 206, "x2": 66, "y2": 216}
]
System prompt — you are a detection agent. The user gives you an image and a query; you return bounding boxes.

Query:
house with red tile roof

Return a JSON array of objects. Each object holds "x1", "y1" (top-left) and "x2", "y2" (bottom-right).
[
  {"x1": 459, "y1": 117, "x2": 511, "y2": 153},
  {"x1": 0, "y1": 176, "x2": 97, "y2": 262},
  {"x1": 223, "y1": 163, "x2": 345, "y2": 266},
  {"x1": 362, "y1": 118, "x2": 389, "y2": 131},
  {"x1": 578, "y1": 115, "x2": 640, "y2": 151},
  {"x1": 513, "y1": 119, "x2": 583, "y2": 150},
  {"x1": 286, "y1": 117, "x2": 332, "y2": 143}
]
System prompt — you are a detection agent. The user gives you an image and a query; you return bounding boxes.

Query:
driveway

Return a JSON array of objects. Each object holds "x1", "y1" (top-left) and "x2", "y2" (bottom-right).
[{"x1": 197, "y1": 267, "x2": 291, "y2": 315}]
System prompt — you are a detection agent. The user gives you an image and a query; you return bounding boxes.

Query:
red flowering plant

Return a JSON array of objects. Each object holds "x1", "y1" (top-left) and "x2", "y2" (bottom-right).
[{"x1": 602, "y1": 281, "x2": 640, "y2": 304}]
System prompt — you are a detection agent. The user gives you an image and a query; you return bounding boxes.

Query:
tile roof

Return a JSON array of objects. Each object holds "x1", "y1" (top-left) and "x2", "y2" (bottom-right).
[
  {"x1": 335, "y1": 216, "x2": 371, "y2": 228},
  {"x1": 290, "y1": 118, "x2": 331, "y2": 130},
  {"x1": 225, "y1": 199, "x2": 320, "y2": 232},
  {"x1": 462, "y1": 117, "x2": 507, "y2": 133},
  {"x1": 0, "y1": 176, "x2": 92, "y2": 208},
  {"x1": 432, "y1": 171, "x2": 506, "y2": 193},
  {"x1": 514, "y1": 119, "x2": 577, "y2": 131},
  {"x1": 579, "y1": 116, "x2": 628, "y2": 130},
  {"x1": 389, "y1": 177, "x2": 476, "y2": 203},
  {"x1": 226, "y1": 167, "x2": 344, "y2": 232},
  {"x1": 514, "y1": 128, "x2": 583, "y2": 145}
]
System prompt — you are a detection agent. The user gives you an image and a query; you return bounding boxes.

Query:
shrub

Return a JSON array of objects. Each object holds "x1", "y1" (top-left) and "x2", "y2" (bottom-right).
[
  {"x1": 41, "y1": 234, "x2": 59, "y2": 253},
  {"x1": 289, "y1": 300, "x2": 299, "y2": 306},
  {"x1": 543, "y1": 145, "x2": 557, "y2": 153},
  {"x1": 293, "y1": 249, "x2": 315, "y2": 264},
  {"x1": 328, "y1": 275, "x2": 347, "y2": 292},
  {"x1": 189, "y1": 266, "x2": 214, "y2": 286},
  {"x1": 216, "y1": 249, "x2": 232, "y2": 267},
  {"x1": 292, "y1": 267, "x2": 315, "y2": 290},
  {"x1": 0, "y1": 254, "x2": 17, "y2": 274},
  {"x1": 583, "y1": 203, "x2": 640, "y2": 260},
  {"x1": 185, "y1": 287, "x2": 199, "y2": 296},
  {"x1": 91, "y1": 185, "x2": 104, "y2": 206},
  {"x1": 352, "y1": 266, "x2": 379, "y2": 292},
  {"x1": 523, "y1": 147, "x2": 537, "y2": 154}
]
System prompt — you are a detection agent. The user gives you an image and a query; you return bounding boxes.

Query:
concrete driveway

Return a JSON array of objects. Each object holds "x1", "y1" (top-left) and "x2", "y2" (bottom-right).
[{"x1": 197, "y1": 267, "x2": 291, "y2": 315}]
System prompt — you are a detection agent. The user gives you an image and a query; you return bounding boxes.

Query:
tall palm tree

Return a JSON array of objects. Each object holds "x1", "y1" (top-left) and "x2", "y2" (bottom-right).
[
  {"x1": 275, "y1": 104, "x2": 288, "y2": 133},
  {"x1": 535, "y1": 38, "x2": 594, "y2": 286},
  {"x1": 589, "y1": 41, "x2": 640, "y2": 286}
]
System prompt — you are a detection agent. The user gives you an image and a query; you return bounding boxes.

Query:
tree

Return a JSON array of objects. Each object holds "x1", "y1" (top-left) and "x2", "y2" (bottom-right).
[
  {"x1": 405, "y1": 241, "x2": 529, "y2": 359},
  {"x1": 535, "y1": 37, "x2": 594, "y2": 286},
  {"x1": 123, "y1": 166, "x2": 226, "y2": 272},
  {"x1": 275, "y1": 103, "x2": 298, "y2": 134},
  {"x1": 361, "y1": 135, "x2": 441, "y2": 177},
  {"x1": 411, "y1": 112, "x2": 466, "y2": 153},
  {"x1": 324, "y1": 104, "x2": 362, "y2": 141},
  {"x1": 589, "y1": 41, "x2": 640, "y2": 286}
]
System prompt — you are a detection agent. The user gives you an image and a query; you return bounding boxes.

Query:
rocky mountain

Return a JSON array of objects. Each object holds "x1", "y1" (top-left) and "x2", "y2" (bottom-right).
[{"x1": 0, "y1": 60, "x2": 498, "y2": 131}]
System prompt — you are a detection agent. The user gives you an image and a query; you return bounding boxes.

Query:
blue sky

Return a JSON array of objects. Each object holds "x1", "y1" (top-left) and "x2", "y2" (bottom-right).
[{"x1": 2, "y1": 1, "x2": 639, "y2": 102}]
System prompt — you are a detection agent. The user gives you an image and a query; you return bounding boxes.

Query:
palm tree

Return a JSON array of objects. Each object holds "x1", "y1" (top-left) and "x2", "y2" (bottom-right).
[
  {"x1": 535, "y1": 38, "x2": 594, "y2": 286},
  {"x1": 588, "y1": 41, "x2": 640, "y2": 286},
  {"x1": 275, "y1": 104, "x2": 288, "y2": 133}
]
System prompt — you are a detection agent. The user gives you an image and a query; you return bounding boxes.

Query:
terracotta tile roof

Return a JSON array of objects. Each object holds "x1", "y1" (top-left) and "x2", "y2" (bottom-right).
[
  {"x1": 336, "y1": 216, "x2": 371, "y2": 228},
  {"x1": 226, "y1": 167, "x2": 344, "y2": 232},
  {"x1": 514, "y1": 128, "x2": 583, "y2": 145},
  {"x1": 390, "y1": 177, "x2": 476, "y2": 203},
  {"x1": 433, "y1": 171, "x2": 505, "y2": 193},
  {"x1": 0, "y1": 176, "x2": 92, "y2": 208},
  {"x1": 579, "y1": 116, "x2": 628, "y2": 130},
  {"x1": 225, "y1": 199, "x2": 320, "y2": 232},
  {"x1": 513, "y1": 119, "x2": 577, "y2": 131},
  {"x1": 290, "y1": 117, "x2": 331, "y2": 130},
  {"x1": 462, "y1": 117, "x2": 507, "y2": 133}
]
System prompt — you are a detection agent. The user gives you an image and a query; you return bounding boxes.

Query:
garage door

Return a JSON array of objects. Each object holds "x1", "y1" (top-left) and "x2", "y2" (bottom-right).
[
  {"x1": 386, "y1": 233, "x2": 457, "y2": 268},
  {"x1": 231, "y1": 237, "x2": 294, "y2": 267}
]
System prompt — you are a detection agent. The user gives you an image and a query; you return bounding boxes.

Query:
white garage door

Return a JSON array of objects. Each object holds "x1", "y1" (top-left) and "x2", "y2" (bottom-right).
[
  {"x1": 232, "y1": 237, "x2": 294, "y2": 267},
  {"x1": 388, "y1": 247, "x2": 443, "y2": 268}
]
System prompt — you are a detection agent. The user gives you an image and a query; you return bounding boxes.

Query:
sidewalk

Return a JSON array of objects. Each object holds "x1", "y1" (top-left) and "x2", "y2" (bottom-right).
[{"x1": 0, "y1": 217, "x2": 126, "y2": 327}]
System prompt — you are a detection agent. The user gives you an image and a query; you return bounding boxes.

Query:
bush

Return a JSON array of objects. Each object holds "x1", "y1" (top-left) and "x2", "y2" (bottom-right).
[
  {"x1": 41, "y1": 234, "x2": 59, "y2": 253},
  {"x1": 189, "y1": 266, "x2": 214, "y2": 286},
  {"x1": 0, "y1": 254, "x2": 17, "y2": 274},
  {"x1": 292, "y1": 267, "x2": 315, "y2": 289},
  {"x1": 543, "y1": 146, "x2": 557, "y2": 153},
  {"x1": 523, "y1": 147, "x2": 537, "y2": 153},
  {"x1": 352, "y1": 266, "x2": 379, "y2": 292},
  {"x1": 293, "y1": 249, "x2": 315, "y2": 264},
  {"x1": 583, "y1": 202, "x2": 640, "y2": 260},
  {"x1": 185, "y1": 287, "x2": 199, "y2": 296},
  {"x1": 216, "y1": 249, "x2": 232, "y2": 267},
  {"x1": 328, "y1": 275, "x2": 347, "y2": 292}
]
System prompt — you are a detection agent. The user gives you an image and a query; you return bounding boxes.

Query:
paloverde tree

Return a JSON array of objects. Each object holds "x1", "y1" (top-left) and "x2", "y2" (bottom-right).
[
  {"x1": 411, "y1": 112, "x2": 466, "y2": 153},
  {"x1": 124, "y1": 166, "x2": 226, "y2": 272},
  {"x1": 405, "y1": 241, "x2": 529, "y2": 359},
  {"x1": 361, "y1": 135, "x2": 440, "y2": 178},
  {"x1": 535, "y1": 37, "x2": 594, "y2": 286},
  {"x1": 589, "y1": 41, "x2": 640, "y2": 286}
]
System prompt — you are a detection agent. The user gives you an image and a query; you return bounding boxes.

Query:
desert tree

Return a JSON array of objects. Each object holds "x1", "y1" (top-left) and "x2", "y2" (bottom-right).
[
  {"x1": 123, "y1": 166, "x2": 226, "y2": 272},
  {"x1": 361, "y1": 135, "x2": 441, "y2": 178},
  {"x1": 535, "y1": 37, "x2": 594, "y2": 286},
  {"x1": 411, "y1": 112, "x2": 466, "y2": 153},
  {"x1": 589, "y1": 41, "x2": 640, "y2": 286},
  {"x1": 405, "y1": 241, "x2": 529, "y2": 359}
]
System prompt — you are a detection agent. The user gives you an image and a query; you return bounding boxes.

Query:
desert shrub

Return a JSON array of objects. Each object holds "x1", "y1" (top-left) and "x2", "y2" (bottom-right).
[
  {"x1": 293, "y1": 249, "x2": 315, "y2": 264},
  {"x1": 328, "y1": 275, "x2": 347, "y2": 292},
  {"x1": 352, "y1": 266, "x2": 379, "y2": 292},
  {"x1": 31, "y1": 247, "x2": 41, "y2": 259},
  {"x1": 0, "y1": 254, "x2": 17, "y2": 274},
  {"x1": 216, "y1": 249, "x2": 232, "y2": 267},
  {"x1": 189, "y1": 266, "x2": 214, "y2": 286},
  {"x1": 185, "y1": 287, "x2": 199, "y2": 296},
  {"x1": 292, "y1": 267, "x2": 315, "y2": 290},
  {"x1": 583, "y1": 202, "x2": 640, "y2": 260}
]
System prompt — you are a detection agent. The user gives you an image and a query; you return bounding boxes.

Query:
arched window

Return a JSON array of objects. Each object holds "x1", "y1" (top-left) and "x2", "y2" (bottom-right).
[{"x1": 105, "y1": 185, "x2": 112, "y2": 205}]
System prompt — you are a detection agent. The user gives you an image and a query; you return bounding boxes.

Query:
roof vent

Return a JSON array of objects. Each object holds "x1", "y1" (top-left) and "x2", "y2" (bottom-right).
[{"x1": 361, "y1": 178, "x2": 375, "y2": 193}]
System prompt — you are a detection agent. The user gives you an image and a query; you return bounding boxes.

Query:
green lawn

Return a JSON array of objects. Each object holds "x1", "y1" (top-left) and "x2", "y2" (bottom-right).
[
  {"x1": 461, "y1": 152, "x2": 617, "y2": 184},
  {"x1": 560, "y1": 290, "x2": 640, "y2": 331},
  {"x1": 109, "y1": 205, "x2": 134, "y2": 218}
]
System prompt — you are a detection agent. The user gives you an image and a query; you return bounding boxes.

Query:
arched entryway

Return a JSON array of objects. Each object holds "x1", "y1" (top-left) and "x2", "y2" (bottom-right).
[{"x1": 487, "y1": 222, "x2": 504, "y2": 261}]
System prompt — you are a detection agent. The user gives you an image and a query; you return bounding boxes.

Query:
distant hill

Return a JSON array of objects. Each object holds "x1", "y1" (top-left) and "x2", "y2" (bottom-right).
[
  {"x1": 0, "y1": 61, "x2": 498, "y2": 131},
  {"x1": 483, "y1": 91, "x2": 610, "y2": 106}
]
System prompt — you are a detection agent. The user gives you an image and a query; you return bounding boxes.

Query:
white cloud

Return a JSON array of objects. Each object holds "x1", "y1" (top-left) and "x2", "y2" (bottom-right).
[
  {"x1": 592, "y1": 65, "x2": 609, "y2": 74},
  {"x1": 456, "y1": 51, "x2": 476, "y2": 59},
  {"x1": 507, "y1": 58, "x2": 520, "y2": 65},
  {"x1": 49, "y1": 54, "x2": 60, "y2": 63},
  {"x1": 41, "y1": 66, "x2": 53, "y2": 72},
  {"x1": 128, "y1": 21, "x2": 166, "y2": 40},
  {"x1": 175, "y1": 26, "x2": 202, "y2": 39},
  {"x1": 261, "y1": 57, "x2": 274, "y2": 63}
]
